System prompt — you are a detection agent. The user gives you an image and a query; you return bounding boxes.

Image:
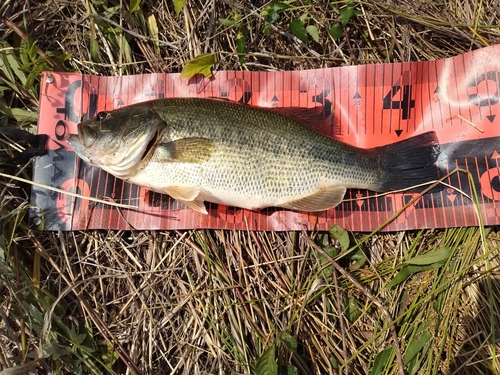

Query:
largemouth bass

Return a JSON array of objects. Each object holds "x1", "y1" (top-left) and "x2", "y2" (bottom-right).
[{"x1": 68, "y1": 98, "x2": 440, "y2": 214}]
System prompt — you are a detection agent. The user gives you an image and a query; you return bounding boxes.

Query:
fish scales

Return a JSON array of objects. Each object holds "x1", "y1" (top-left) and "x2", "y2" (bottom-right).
[
  {"x1": 149, "y1": 99, "x2": 379, "y2": 205},
  {"x1": 68, "y1": 98, "x2": 441, "y2": 214}
]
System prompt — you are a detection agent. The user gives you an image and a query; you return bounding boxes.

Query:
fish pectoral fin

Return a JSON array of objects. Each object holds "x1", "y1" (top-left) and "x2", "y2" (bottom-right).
[
  {"x1": 278, "y1": 186, "x2": 347, "y2": 212},
  {"x1": 157, "y1": 137, "x2": 215, "y2": 163},
  {"x1": 165, "y1": 185, "x2": 208, "y2": 214}
]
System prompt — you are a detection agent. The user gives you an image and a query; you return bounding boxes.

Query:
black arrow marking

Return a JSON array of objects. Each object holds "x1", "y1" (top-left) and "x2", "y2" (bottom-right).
[{"x1": 487, "y1": 115, "x2": 496, "y2": 123}]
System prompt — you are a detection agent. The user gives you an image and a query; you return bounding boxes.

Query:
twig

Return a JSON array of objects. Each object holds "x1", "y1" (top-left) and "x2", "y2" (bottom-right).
[
  {"x1": 1, "y1": 17, "x2": 64, "y2": 71},
  {"x1": 30, "y1": 232, "x2": 143, "y2": 375},
  {"x1": 332, "y1": 268, "x2": 349, "y2": 375},
  {"x1": 303, "y1": 235, "x2": 405, "y2": 375},
  {"x1": 86, "y1": 14, "x2": 178, "y2": 49},
  {"x1": 0, "y1": 172, "x2": 139, "y2": 209},
  {"x1": 458, "y1": 115, "x2": 484, "y2": 132}
]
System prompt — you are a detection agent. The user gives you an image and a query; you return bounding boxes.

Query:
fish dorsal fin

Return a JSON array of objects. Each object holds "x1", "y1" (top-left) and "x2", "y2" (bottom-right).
[
  {"x1": 267, "y1": 106, "x2": 331, "y2": 135},
  {"x1": 157, "y1": 137, "x2": 215, "y2": 163},
  {"x1": 269, "y1": 106, "x2": 329, "y2": 118},
  {"x1": 278, "y1": 186, "x2": 346, "y2": 212},
  {"x1": 165, "y1": 185, "x2": 208, "y2": 214}
]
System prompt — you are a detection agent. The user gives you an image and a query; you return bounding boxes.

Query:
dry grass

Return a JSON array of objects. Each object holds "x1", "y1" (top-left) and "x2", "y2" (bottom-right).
[{"x1": 1, "y1": 0, "x2": 500, "y2": 374}]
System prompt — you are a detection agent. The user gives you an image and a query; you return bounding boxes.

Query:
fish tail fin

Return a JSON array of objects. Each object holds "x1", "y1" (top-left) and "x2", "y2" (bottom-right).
[{"x1": 377, "y1": 131, "x2": 441, "y2": 192}]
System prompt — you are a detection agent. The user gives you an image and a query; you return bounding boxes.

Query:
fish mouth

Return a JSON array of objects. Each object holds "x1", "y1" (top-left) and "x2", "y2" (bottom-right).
[
  {"x1": 67, "y1": 133, "x2": 92, "y2": 164},
  {"x1": 67, "y1": 133, "x2": 79, "y2": 146},
  {"x1": 80, "y1": 124, "x2": 98, "y2": 147},
  {"x1": 66, "y1": 121, "x2": 159, "y2": 177}
]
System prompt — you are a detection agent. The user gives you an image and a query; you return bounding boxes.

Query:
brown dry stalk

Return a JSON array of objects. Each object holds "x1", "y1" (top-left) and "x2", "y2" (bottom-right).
[
  {"x1": 1, "y1": 16, "x2": 64, "y2": 71},
  {"x1": 28, "y1": 232, "x2": 143, "y2": 375},
  {"x1": 303, "y1": 235, "x2": 405, "y2": 375}
]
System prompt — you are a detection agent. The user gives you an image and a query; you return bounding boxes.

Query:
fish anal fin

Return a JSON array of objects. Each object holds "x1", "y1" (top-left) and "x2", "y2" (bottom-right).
[
  {"x1": 278, "y1": 186, "x2": 346, "y2": 212},
  {"x1": 165, "y1": 185, "x2": 200, "y2": 201},
  {"x1": 165, "y1": 185, "x2": 208, "y2": 214},
  {"x1": 176, "y1": 198, "x2": 208, "y2": 215},
  {"x1": 157, "y1": 137, "x2": 215, "y2": 163}
]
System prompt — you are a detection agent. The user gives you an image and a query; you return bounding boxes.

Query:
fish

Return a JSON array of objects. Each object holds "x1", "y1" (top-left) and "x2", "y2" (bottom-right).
[{"x1": 67, "y1": 98, "x2": 441, "y2": 214}]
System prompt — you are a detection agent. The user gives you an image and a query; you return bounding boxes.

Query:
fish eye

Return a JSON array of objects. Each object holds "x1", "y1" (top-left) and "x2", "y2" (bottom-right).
[{"x1": 96, "y1": 112, "x2": 108, "y2": 121}]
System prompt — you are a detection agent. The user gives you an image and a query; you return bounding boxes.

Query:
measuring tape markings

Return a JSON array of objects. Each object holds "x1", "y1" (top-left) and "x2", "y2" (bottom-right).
[{"x1": 32, "y1": 46, "x2": 500, "y2": 230}]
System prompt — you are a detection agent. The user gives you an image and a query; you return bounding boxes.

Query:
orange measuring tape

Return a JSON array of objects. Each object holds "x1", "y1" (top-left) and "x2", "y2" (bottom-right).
[{"x1": 31, "y1": 45, "x2": 500, "y2": 231}]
